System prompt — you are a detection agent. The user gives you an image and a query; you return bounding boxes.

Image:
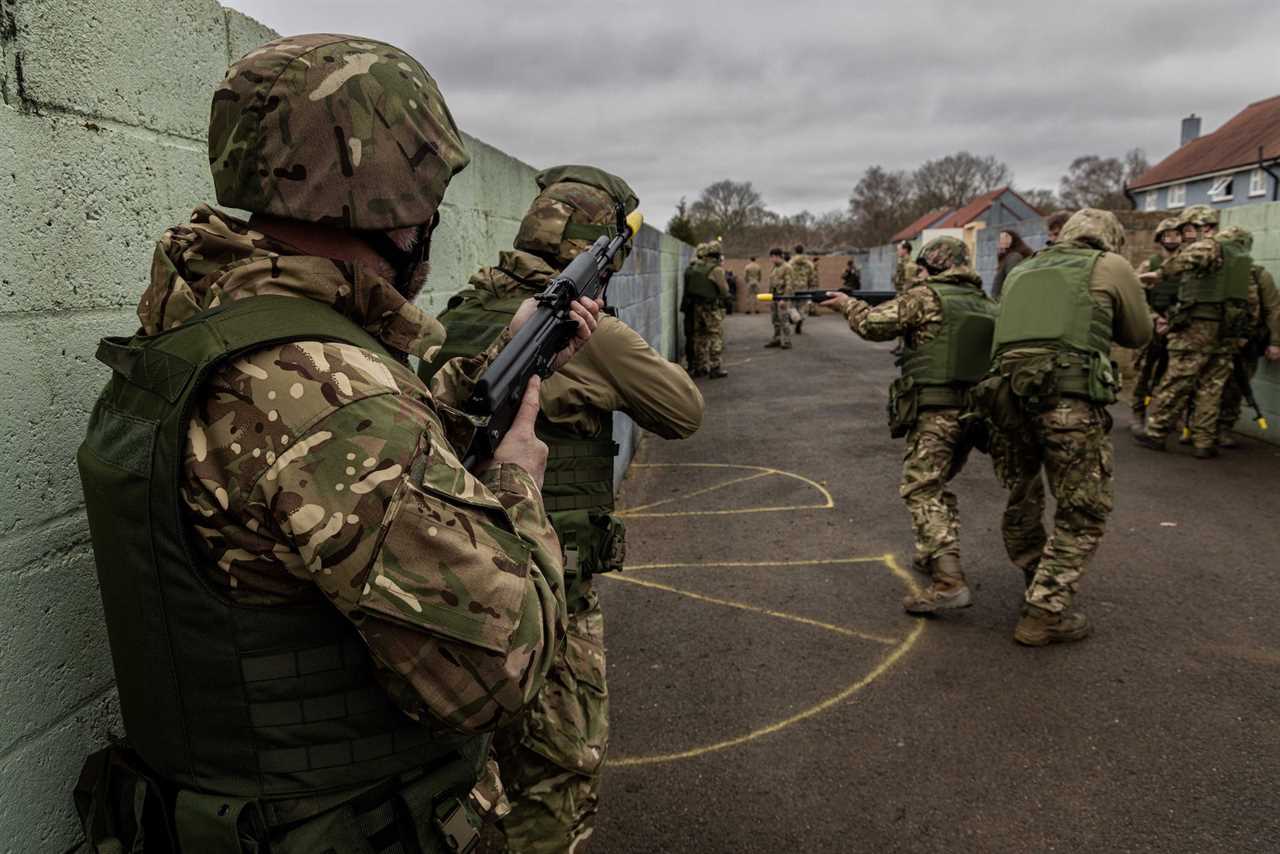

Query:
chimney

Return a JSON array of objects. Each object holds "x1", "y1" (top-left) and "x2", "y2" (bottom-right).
[{"x1": 1181, "y1": 114, "x2": 1202, "y2": 147}]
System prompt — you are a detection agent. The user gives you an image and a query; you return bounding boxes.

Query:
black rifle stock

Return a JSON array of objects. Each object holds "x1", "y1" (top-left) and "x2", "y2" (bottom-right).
[
  {"x1": 1232, "y1": 353, "x2": 1269, "y2": 430},
  {"x1": 461, "y1": 205, "x2": 643, "y2": 469}
]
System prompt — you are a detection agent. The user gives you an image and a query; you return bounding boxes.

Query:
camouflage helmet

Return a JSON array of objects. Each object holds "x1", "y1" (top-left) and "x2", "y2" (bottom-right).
[
  {"x1": 1216, "y1": 225, "x2": 1253, "y2": 251},
  {"x1": 915, "y1": 236, "x2": 968, "y2": 273},
  {"x1": 1177, "y1": 204, "x2": 1220, "y2": 228},
  {"x1": 514, "y1": 164, "x2": 639, "y2": 269},
  {"x1": 209, "y1": 34, "x2": 470, "y2": 230},
  {"x1": 1059, "y1": 208, "x2": 1126, "y2": 253},
  {"x1": 701, "y1": 238, "x2": 724, "y2": 260},
  {"x1": 1154, "y1": 217, "x2": 1181, "y2": 240}
]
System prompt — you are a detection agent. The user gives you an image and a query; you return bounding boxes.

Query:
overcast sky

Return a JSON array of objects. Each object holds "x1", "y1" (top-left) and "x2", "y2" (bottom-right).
[{"x1": 221, "y1": 0, "x2": 1278, "y2": 225}]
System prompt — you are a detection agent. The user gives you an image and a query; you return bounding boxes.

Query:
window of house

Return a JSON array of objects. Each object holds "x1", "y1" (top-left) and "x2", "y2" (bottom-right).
[
  {"x1": 1143, "y1": 191, "x2": 1158, "y2": 211},
  {"x1": 1208, "y1": 175, "x2": 1234, "y2": 201},
  {"x1": 1167, "y1": 184, "x2": 1186, "y2": 207},
  {"x1": 1250, "y1": 168, "x2": 1267, "y2": 197}
]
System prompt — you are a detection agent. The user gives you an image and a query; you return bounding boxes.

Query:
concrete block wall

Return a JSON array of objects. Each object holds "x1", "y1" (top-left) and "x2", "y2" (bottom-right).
[
  {"x1": 0, "y1": 3, "x2": 686, "y2": 851},
  {"x1": 1220, "y1": 202, "x2": 1280, "y2": 440}
]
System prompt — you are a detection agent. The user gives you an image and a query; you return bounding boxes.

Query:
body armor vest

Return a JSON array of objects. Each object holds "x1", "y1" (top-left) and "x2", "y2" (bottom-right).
[
  {"x1": 77, "y1": 295, "x2": 483, "y2": 805},
  {"x1": 899, "y1": 281, "x2": 998, "y2": 408},
  {"x1": 1176, "y1": 240, "x2": 1252, "y2": 320},
  {"x1": 1145, "y1": 253, "x2": 1180, "y2": 314},
  {"x1": 683, "y1": 260, "x2": 720, "y2": 302},
  {"x1": 993, "y1": 246, "x2": 1117, "y2": 402},
  {"x1": 421, "y1": 283, "x2": 623, "y2": 609}
]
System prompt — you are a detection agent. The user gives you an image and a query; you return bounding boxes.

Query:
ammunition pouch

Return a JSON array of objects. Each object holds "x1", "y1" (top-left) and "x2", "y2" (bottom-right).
[
  {"x1": 888, "y1": 377, "x2": 970, "y2": 438},
  {"x1": 76, "y1": 741, "x2": 499, "y2": 853},
  {"x1": 972, "y1": 350, "x2": 1118, "y2": 433},
  {"x1": 553, "y1": 509, "x2": 626, "y2": 611}
]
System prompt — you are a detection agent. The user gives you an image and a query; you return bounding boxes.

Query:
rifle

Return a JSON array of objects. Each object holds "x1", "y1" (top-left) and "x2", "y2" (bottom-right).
[
  {"x1": 1136, "y1": 334, "x2": 1170, "y2": 408},
  {"x1": 1232, "y1": 353, "x2": 1270, "y2": 431},
  {"x1": 756, "y1": 288, "x2": 898, "y2": 305},
  {"x1": 460, "y1": 206, "x2": 644, "y2": 468}
]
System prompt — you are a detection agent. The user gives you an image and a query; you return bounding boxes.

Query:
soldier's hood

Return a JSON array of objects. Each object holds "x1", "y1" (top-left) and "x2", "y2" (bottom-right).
[
  {"x1": 138, "y1": 205, "x2": 446, "y2": 358},
  {"x1": 468, "y1": 249, "x2": 557, "y2": 296}
]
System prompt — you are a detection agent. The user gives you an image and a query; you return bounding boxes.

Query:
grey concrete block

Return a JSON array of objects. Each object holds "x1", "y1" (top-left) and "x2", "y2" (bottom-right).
[
  {"x1": 0, "y1": 109, "x2": 214, "y2": 313},
  {"x1": 223, "y1": 7, "x2": 276, "y2": 63},
  {"x1": 0, "y1": 547, "x2": 115, "y2": 755},
  {"x1": 0, "y1": 690, "x2": 121, "y2": 854},
  {"x1": 13, "y1": 0, "x2": 230, "y2": 139},
  {"x1": 0, "y1": 309, "x2": 135, "y2": 534}
]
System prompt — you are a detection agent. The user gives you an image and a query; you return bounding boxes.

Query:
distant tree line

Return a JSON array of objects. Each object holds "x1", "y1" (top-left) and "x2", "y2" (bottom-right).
[{"x1": 668, "y1": 149, "x2": 1150, "y2": 255}]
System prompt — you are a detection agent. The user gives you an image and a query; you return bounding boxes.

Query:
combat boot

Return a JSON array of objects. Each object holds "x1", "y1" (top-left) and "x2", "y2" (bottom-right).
[
  {"x1": 795, "y1": 317, "x2": 804, "y2": 334},
  {"x1": 1218, "y1": 434, "x2": 1239, "y2": 449},
  {"x1": 764, "y1": 339, "x2": 781, "y2": 348},
  {"x1": 709, "y1": 368, "x2": 729, "y2": 379},
  {"x1": 1013, "y1": 604, "x2": 1091, "y2": 646},
  {"x1": 689, "y1": 367, "x2": 708, "y2": 378},
  {"x1": 1131, "y1": 429, "x2": 1166, "y2": 452},
  {"x1": 902, "y1": 555, "x2": 972, "y2": 615},
  {"x1": 1192, "y1": 446, "x2": 1219, "y2": 460},
  {"x1": 780, "y1": 341, "x2": 793, "y2": 350}
]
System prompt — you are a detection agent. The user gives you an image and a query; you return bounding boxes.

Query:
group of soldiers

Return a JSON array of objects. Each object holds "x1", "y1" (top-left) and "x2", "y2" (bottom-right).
[
  {"x1": 823, "y1": 211, "x2": 1153, "y2": 645},
  {"x1": 74, "y1": 33, "x2": 704, "y2": 854},
  {"x1": 1129, "y1": 205, "x2": 1280, "y2": 458}
]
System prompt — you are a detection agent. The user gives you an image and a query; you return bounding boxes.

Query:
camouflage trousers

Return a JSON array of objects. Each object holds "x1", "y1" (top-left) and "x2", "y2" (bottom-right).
[
  {"x1": 747, "y1": 284, "x2": 762, "y2": 313},
  {"x1": 1143, "y1": 348, "x2": 1233, "y2": 449},
  {"x1": 495, "y1": 586, "x2": 607, "y2": 854},
  {"x1": 992, "y1": 398, "x2": 1114, "y2": 613},
  {"x1": 770, "y1": 299, "x2": 793, "y2": 344},
  {"x1": 1217, "y1": 354, "x2": 1257, "y2": 435},
  {"x1": 900, "y1": 409, "x2": 966, "y2": 565},
  {"x1": 691, "y1": 303, "x2": 725, "y2": 372}
]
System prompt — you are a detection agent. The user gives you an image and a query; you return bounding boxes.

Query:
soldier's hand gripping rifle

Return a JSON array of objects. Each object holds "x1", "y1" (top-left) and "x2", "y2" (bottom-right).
[
  {"x1": 756, "y1": 288, "x2": 898, "y2": 305},
  {"x1": 461, "y1": 206, "x2": 644, "y2": 469}
]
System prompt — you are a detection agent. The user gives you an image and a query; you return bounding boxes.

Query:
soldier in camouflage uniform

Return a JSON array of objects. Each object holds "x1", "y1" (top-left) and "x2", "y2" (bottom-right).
[
  {"x1": 1130, "y1": 217, "x2": 1183, "y2": 423},
  {"x1": 420, "y1": 165, "x2": 704, "y2": 854},
  {"x1": 766, "y1": 247, "x2": 795, "y2": 348},
  {"x1": 892, "y1": 240, "x2": 919, "y2": 294},
  {"x1": 790, "y1": 245, "x2": 816, "y2": 332},
  {"x1": 976, "y1": 210, "x2": 1151, "y2": 645},
  {"x1": 683, "y1": 241, "x2": 730, "y2": 378},
  {"x1": 1213, "y1": 226, "x2": 1280, "y2": 445},
  {"x1": 1134, "y1": 205, "x2": 1246, "y2": 459},
  {"x1": 744, "y1": 256, "x2": 764, "y2": 313},
  {"x1": 74, "y1": 35, "x2": 604, "y2": 853},
  {"x1": 823, "y1": 238, "x2": 997, "y2": 613}
]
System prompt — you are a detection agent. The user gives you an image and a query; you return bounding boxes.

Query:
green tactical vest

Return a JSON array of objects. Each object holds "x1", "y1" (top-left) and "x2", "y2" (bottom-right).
[
  {"x1": 683, "y1": 260, "x2": 720, "y2": 302},
  {"x1": 899, "y1": 281, "x2": 998, "y2": 408},
  {"x1": 77, "y1": 296, "x2": 485, "y2": 820},
  {"x1": 420, "y1": 285, "x2": 623, "y2": 610},
  {"x1": 992, "y1": 246, "x2": 1117, "y2": 402},
  {"x1": 1176, "y1": 240, "x2": 1253, "y2": 323},
  {"x1": 1144, "y1": 253, "x2": 1180, "y2": 314}
]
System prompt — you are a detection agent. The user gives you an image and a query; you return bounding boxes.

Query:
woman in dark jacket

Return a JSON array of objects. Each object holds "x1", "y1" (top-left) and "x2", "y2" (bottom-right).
[{"x1": 992, "y1": 229, "x2": 1035, "y2": 299}]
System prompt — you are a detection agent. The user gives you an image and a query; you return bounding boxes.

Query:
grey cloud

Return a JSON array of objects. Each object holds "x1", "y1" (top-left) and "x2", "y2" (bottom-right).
[{"x1": 223, "y1": 0, "x2": 1280, "y2": 224}]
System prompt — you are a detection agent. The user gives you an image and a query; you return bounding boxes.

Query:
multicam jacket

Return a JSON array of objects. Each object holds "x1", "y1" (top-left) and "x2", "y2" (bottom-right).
[{"x1": 145, "y1": 206, "x2": 565, "y2": 732}]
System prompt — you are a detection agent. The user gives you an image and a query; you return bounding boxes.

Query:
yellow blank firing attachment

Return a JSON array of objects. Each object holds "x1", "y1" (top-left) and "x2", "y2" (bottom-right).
[
  {"x1": 1181, "y1": 427, "x2": 1191, "y2": 441},
  {"x1": 1259, "y1": 418, "x2": 1270, "y2": 430},
  {"x1": 626, "y1": 211, "x2": 644, "y2": 238},
  {"x1": 1143, "y1": 396, "x2": 1152, "y2": 406},
  {"x1": 757, "y1": 293, "x2": 776, "y2": 302}
]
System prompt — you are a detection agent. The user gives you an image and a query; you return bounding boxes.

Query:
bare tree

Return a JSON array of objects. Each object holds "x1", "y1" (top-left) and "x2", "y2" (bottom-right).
[
  {"x1": 1059, "y1": 148, "x2": 1150, "y2": 209},
  {"x1": 1018, "y1": 187, "x2": 1060, "y2": 213},
  {"x1": 848, "y1": 166, "x2": 917, "y2": 246},
  {"x1": 913, "y1": 152, "x2": 1012, "y2": 210},
  {"x1": 688, "y1": 180, "x2": 769, "y2": 237}
]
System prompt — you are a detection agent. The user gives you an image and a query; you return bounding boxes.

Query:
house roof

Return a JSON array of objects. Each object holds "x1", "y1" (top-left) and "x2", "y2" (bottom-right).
[
  {"x1": 890, "y1": 207, "x2": 952, "y2": 242},
  {"x1": 932, "y1": 186, "x2": 1043, "y2": 229},
  {"x1": 1128, "y1": 95, "x2": 1280, "y2": 190}
]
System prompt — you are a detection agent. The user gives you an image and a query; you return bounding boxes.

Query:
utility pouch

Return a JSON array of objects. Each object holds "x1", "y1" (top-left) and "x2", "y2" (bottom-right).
[
  {"x1": 887, "y1": 376, "x2": 919, "y2": 438},
  {"x1": 1221, "y1": 300, "x2": 1253, "y2": 341},
  {"x1": 74, "y1": 742, "x2": 178, "y2": 853},
  {"x1": 1087, "y1": 355, "x2": 1121, "y2": 405},
  {"x1": 174, "y1": 792, "x2": 267, "y2": 854}
]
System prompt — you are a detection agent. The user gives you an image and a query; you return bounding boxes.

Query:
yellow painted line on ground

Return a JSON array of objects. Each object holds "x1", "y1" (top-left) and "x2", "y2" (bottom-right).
[
  {"x1": 602, "y1": 572, "x2": 899, "y2": 646},
  {"x1": 626, "y1": 556, "x2": 889, "y2": 572},
  {"x1": 618, "y1": 463, "x2": 834, "y2": 518},
  {"x1": 608, "y1": 551, "x2": 925, "y2": 767},
  {"x1": 621, "y1": 470, "x2": 772, "y2": 514}
]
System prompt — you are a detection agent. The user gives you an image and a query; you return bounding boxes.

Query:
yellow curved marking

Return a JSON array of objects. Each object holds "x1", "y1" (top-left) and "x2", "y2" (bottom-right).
[
  {"x1": 626, "y1": 556, "x2": 888, "y2": 573},
  {"x1": 607, "y1": 552, "x2": 925, "y2": 767},
  {"x1": 605, "y1": 572, "x2": 899, "y2": 646},
  {"x1": 621, "y1": 470, "x2": 771, "y2": 514},
  {"x1": 618, "y1": 463, "x2": 834, "y2": 518}
]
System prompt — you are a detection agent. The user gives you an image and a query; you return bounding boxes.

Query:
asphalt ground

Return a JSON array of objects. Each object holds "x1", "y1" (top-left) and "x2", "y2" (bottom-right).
[{"x1": 588, "y1": 310, "x2": 1280, "y2": 854}]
